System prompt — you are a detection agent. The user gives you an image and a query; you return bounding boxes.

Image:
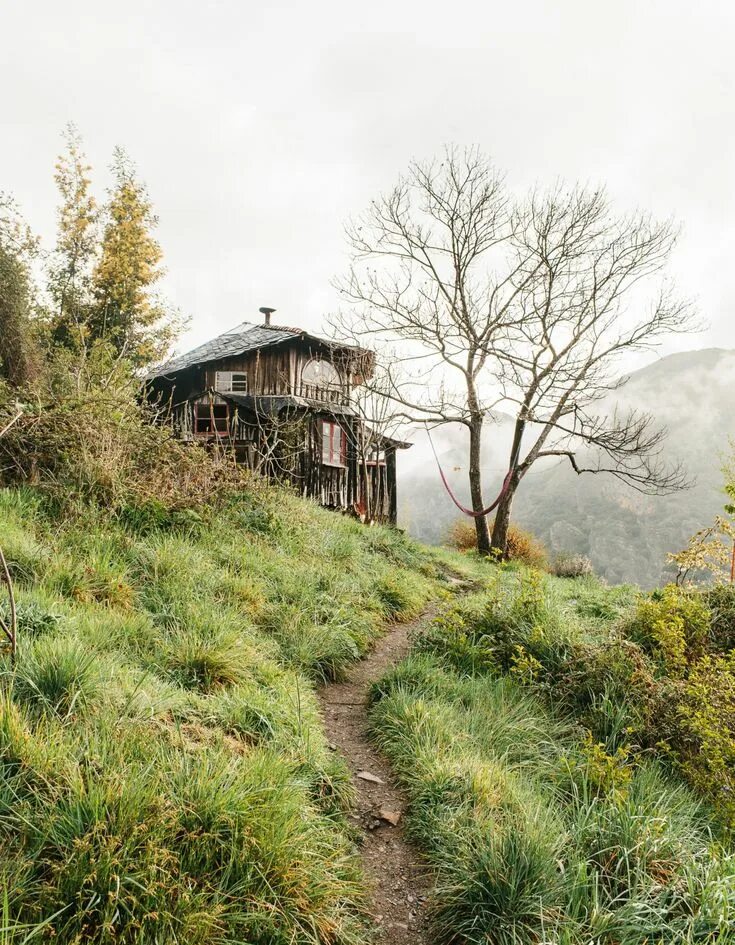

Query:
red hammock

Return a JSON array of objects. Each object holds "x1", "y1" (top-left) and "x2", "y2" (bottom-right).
[{"x1": 425, "y1": 424, "x2": 514, "y2": 519}]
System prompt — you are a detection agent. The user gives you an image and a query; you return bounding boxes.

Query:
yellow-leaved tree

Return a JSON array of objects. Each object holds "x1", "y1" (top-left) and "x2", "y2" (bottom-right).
[
  {"x1": 89, "y1": 147, "x2": 181, "y2": 367},
  {"x1": 668, "y1": 451, "x2": 735, "y2": 585}
]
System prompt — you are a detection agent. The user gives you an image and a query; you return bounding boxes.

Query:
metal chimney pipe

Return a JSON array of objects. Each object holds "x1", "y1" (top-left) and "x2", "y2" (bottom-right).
[{"x1": 259, "y1": 306, "x2": 276, "y2": 327}]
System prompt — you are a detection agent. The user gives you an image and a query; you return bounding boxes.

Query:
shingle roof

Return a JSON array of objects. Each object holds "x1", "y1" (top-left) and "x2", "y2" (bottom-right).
[
  {"x1": 148, "y1": 322, "x2": 300, "y2": 377},
  {"x1": 149, "y1": 321, "x2": 367, "y2": 379}
]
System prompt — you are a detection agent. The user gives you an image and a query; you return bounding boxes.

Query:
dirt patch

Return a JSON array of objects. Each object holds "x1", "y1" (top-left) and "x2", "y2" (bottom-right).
[{"x1": 318, "y1": 610, "x2": 437, "y2": 945}]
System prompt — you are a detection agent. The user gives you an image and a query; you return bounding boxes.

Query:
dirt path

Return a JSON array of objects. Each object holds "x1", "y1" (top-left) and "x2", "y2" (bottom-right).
[{"x1": 318, "y1": 608, "x2": 437, "y2": 945}]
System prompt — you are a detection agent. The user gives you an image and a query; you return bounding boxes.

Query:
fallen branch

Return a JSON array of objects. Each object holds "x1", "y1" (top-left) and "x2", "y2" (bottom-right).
[{"x1": 0, "y1": 408, "x2": 23, "y2": 441}]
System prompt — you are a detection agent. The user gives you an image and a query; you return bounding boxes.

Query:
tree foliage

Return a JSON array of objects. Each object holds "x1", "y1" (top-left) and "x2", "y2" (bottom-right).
[
  {"x1": 48, "y1": 123, "x2": 98, "y2": 352},
  {"x1": 0, "y1": 194, "x2": 41, "y2": 388},
  {"x1": 0, "y1": 241, "x2": 40, "y2": 388},
  {"x1": 669, "y1": 448, "x2": 735, "y2": 585},
  {"x1": 89, "y1": 148, "x2": 180, "y2": 366},
  {"x1": 46, "y1": 130, "x2": 179, "y2": 368}
]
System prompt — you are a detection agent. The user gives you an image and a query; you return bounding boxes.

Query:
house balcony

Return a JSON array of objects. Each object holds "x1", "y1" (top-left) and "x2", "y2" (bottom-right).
[{"x1": 293, "y1": 382, "x2": 351, "y2": 407}]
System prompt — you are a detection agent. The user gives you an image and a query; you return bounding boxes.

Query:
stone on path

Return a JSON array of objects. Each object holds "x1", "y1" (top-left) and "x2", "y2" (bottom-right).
[{"x1": 356, "y1": 770, "x2": 385, "y2": 784}]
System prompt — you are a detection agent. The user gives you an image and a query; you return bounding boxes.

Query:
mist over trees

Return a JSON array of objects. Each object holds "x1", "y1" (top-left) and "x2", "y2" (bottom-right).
[{"x1": 335, "y1": 147, "x2": 695, "y2": 556}]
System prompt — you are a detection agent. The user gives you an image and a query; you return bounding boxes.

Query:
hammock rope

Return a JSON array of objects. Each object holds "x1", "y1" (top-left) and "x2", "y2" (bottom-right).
[{"x1": 425, "y1": 423, "x2": 515, "y2": 519}]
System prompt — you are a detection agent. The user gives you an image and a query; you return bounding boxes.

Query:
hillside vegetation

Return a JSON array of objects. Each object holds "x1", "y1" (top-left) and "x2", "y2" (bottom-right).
[
  {"x1": 0, "y1": 481, "x2": 444, "y2": 944},
  {"x1": 370, "y1": 563, "x2": 735, "y2": 944}
]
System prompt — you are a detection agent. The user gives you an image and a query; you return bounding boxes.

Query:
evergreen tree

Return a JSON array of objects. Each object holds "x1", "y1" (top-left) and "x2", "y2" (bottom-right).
[{"x1": 90, "y1": 148, "x2": 179, "y2": 367}]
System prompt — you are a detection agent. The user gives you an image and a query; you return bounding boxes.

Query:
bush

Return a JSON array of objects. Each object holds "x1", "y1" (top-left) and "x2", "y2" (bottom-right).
[
  {"x1": 552, "y1": 553, "x2": 593, "y2": 579},
  {"x1": 703, "y1": 583, "x2": 735, "y2": 653},
  {"x1": 446, "y1": 519, "x2": 478, "y2": 553},
  {"x1": 679, "y1": 652, "x2": 735, "y2": 826},
  {"x1": 623, "y1": 584, "x2": 710, "y2": 676},
  {"x1": 498, "y1": 523, "x2": 549, "y2": 570},
  {"x1": 446, "y1": 518, "x2": 548, "y2": 569},
  {"x1": 419, "y1": 571, "x2": 572, "y2": 679}
]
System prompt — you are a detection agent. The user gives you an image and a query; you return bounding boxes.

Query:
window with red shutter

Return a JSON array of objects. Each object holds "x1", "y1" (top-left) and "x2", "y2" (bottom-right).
[{"x1": 321, "y1": 421, "x2": 346, "y2": 467}]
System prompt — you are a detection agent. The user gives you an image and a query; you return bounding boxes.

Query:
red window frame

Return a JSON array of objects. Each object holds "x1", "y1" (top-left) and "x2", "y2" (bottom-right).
[{"x1": 322, "y1": 421, "x2": 346, "y2": 467}]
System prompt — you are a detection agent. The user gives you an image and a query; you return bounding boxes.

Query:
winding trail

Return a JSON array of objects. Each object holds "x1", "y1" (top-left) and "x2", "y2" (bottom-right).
[{"x1": 318, "y1": 608, "x2": 438, "y2": 945}]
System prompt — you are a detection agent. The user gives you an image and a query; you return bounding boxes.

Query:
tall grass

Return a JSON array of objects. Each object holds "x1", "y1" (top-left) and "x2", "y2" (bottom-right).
[
  {"x1": 0, "y1": 484, "x2": 439, "y2": 943},
  {"x1": 370, "y1": 570, "x2": 735, "y2": 944}
]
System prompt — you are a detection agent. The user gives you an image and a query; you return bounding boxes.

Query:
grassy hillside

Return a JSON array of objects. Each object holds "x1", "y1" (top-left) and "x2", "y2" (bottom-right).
[
  {"x1": 5, "y1": 470, "x2": 735, "y2": 944},
  {"x1": 0, "y1": 483, "x2": 447, "y2": 944},
  {"x1": 370, "y1": 564, "x2": 735, "y2": 943}
]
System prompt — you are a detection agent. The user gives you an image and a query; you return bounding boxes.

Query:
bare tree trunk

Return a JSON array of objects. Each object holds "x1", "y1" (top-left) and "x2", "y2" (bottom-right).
[
  {"x1": 490, "y1": 484, "x2": 516, "y2": 557},
  {"x1": 468, "y1": 419, "x2": 491, "y2": 555}
]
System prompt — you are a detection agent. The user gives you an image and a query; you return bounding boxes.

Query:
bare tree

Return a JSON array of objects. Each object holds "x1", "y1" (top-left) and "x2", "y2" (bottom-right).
[
  {"x1": 487, "y1": 187, "x2": 694, "y2": 553},
  {"x1": 333, "y1": 147, "x2": 533, "y2": 553},
  {"x1": 330, "y1": 354, "x2": 408, "y2": 524},
  {"x1": 335, "y1": 150, "x2": 694, "y2": 556}
]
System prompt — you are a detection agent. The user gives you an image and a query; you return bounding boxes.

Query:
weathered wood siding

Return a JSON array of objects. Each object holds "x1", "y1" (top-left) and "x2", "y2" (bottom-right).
[{"x1": 151, "y1": 338, "x2": 398, "y2": 524}]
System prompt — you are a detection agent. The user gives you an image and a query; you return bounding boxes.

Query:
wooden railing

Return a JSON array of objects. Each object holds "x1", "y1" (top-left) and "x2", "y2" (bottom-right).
[{"x1": 294, "y1": 383, "x2": 350, "y2": 406}]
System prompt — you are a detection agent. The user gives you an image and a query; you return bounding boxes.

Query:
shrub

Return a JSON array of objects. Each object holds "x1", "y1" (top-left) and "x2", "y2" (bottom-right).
[
  {"x1": 678, "y1": 652, "x2": 735, "y2": 826},
  {"x1": 624, "y1": 584, "x2": 710, "y2": 676},
  {"x1": 419, "y1": 571, "x2": 572, "y2": 679},
  {"x1": 446, "y1": 519, "x2": 478, "y2": 553},
  {"x1": 552, "y1": 553, "x2": 593, "y2": 579},
  {"x1": 703, "y1": 583, "x2": 735, "y2": 653},
  {"x1": 446, "y1": 519, "x2": 548, "y2": 569},
  {"x1": 497, "y1": 523, "x2": 549, "y2": 570}
]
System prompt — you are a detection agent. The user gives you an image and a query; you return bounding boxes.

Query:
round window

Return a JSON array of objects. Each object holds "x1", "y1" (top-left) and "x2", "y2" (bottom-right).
[{"x1": 301, "y1": 359, "x2": 342, "y2": 389}]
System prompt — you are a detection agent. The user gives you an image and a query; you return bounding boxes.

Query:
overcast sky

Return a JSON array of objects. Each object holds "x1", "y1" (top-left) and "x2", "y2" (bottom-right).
[{"x1": 3, "y1": 0, "x2": 734, "y2": 359}]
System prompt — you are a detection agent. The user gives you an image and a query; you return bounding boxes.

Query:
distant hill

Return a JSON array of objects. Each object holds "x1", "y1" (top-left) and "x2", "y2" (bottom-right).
[{"x1": 399, "y1": 348, "x2": 735, "y2": 587}]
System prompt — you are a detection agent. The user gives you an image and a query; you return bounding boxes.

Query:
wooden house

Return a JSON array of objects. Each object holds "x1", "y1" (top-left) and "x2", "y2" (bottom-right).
[{"x1": 146, "y1": 313, "x2": 409, "y2": 523}]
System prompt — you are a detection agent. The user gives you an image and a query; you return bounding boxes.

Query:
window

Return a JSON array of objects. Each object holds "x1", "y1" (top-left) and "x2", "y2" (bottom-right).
[
  {"x1": 302, "y1": 359, "x2": 342, "y2": 393},
  {"x1": 367, "y1": 447, "x2": 386, "y2": 466},
  {"x1": 322, "y1": 421, "x2": 346, "y2": 467},
  {"x1": 215, "y1": 371, "x2": 248, "y2": 393},
  {"x1": 195, "y1": 402, "x2": 229, "y2": 434}
]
